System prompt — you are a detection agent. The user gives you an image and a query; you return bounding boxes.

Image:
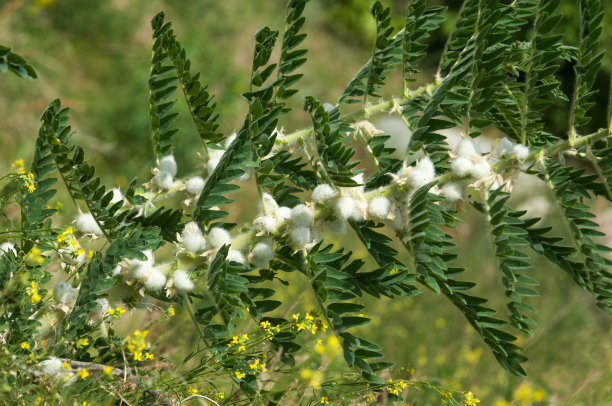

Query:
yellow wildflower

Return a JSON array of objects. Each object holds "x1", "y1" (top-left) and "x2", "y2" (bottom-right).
[
  {"x1": 292, "y1": 313, "x2": 300, "y2": 321},
  {"x1": 12, "y1": 159, "x2": 24, "y2": 172},
  {"x1": 77, "y1": 338, "x2": 89, "y2": 348},
  {"x1": 167, "y1": 305, "x2": 175, "y2": 317},
  {"x1": 116, "y1": 306, "x2": 126, "y2": 314},
  {"x1": 321, "y1": 397, "x2": 329, "y2": 405},
  {"x1": 61, "y1": 361, "x2": 71, "y2": 369},
  {"x1": 305, "y1": 312, "x2": 314, "y2": 321},
  {"x1": 78, "y1": 369, "x2": 90, "y2": 379},
  {"x1": 133, "y1": 352, "x2": 143, "y2": 361},
  {"x1": 260, "y1": 320, "x2": 271, "y2": 329},
  {"x1": 235, "y1": 370, "x2": 245, "y2": 379},
  {"x1": 145, "y1": 352, "x2": 154, "y2": 360},
  {"x1": 464, "y1": 391, "x2": 480, "y2": 406},
  {"x1": 82, "y1": 402, "x2": 90, "y2": 406},
  {"x1": 103, "y1": 365, "x2": 113, "y2": 375},
  {"x1": 107, "y1": 308, "x2": 115, "y2": 315},
  {"x1": 297, "y1": 322, "x2": 305, "y2": 331},
  {"x1": 187, "y1": 387, "x2": 198, "y2": 395},
  {"x1": 20, "y1": 342, "x2": 30, "y2": 350}
]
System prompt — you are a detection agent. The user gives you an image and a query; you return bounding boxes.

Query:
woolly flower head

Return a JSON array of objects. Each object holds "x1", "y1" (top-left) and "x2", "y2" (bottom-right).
[
  {"x1": 368, "y1": 196, "x2": 391, "y2": 220},
  {"x1": 250, "y1": 241, "x2": 274, "y2": 268},
  {"x1": 290, "y1": 204, "x2": 314, "y2": 227},
  {"x1": 38, "y1": 357, "x2": 63, "y2": 378},
  {"x1": 75, "y1": 213, "x2": 103, "y2": 236},
  {"x1": 142, "y1": 267, "x2": 167, "y2": 291},
  {"x1": 456, "y1": 138, "x2": 477, "y2": 158},
  {"x1": 154, "y1": 171, "x2": 174, "y2": 190},
  {"x1": 335, "y1": 196, "x2": 362, "y2": 221},
  {"x1": 258, "y1": 193, "x2": 279, "y2": 215},
  {"x1": 88, "y1": 298, "x2": 109, "y2": 324},
  {"x1": 275, "y1": 206, "x2": 291, "y2": 222},
  {"x1": 172, "y1": 269, "x2": 194, "y2": 292},
  {"x1": 442, "y1": 182, "x2": 463, "y2": 203},
  {"x1": 207, "y1": 148, "x2": 224, "y2": 173},
  {"x1": 513, "y1": 144, "x2": 529, "y2": 160},
  {"x1": 312, "y1": 184, "x2": 338, "y2": 204},
  {"x1": 158, "y1": 155, "x2": 177, "y2": 177},
  {"x1": 53, "y1": 281, "x2": 79, "y2": 306},
  {"x1": 451, "y1": 157, "x2": 473, "y2": 177},
  {"x1": 290, "y1": 226, "x2": 312, "y2": 247},
  {"x1": 208, "y1": 227, "x2": 231, "y2": 249},
  {"x1": 185, "y1": 176, "x2": 205, "y2": 195},
  {"x1": 496, "y1": 137, "x2": 514, "y2": 158},
  {"x1": 110, "y1": 188, "x2": 123, "y2": 204},
  {"x1": 0, "y1": 242, "x2": 16, "y2": 257},
  {"x1": 129, "y1": 249, "x2": 155, "y2": 279},
  {"x1": 254, "y1": 215, "x2": 278, "y2": 234},
  {"x1": 181, "y1": 222, "x2": 206, "y2": 253},
  {"x1": 227, "y1": 249, "x2": 247, "y2": 265},
  {"x1": 470, "y1": 160, "x2": 491, "y2": 180}
]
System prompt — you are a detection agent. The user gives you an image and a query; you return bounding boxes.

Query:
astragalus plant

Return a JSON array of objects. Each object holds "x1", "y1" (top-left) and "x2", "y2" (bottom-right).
[{"x1": 1, "y1": 0, "x2": 611, "y2": 404}]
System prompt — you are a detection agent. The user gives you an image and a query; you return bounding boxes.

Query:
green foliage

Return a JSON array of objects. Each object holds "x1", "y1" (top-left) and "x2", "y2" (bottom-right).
[
  {"x1": 1, "y1": 0, "x2": 612, "y2": 404},
  {"x1": 0, "y1": 45, "x2": 37, "y2": 79}
]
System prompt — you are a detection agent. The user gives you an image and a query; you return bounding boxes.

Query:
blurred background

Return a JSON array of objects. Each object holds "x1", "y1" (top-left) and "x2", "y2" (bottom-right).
[{"x1": 1, "y1": 0, "x2": 612, "y2": 404}]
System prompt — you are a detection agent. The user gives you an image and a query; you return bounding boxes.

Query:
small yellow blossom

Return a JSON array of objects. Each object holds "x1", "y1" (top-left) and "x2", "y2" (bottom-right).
[
  {"x1": 81, "y1": 402, "x2": 90, "y2": 406},
  {"x1": 12, "y1": 159, "x2": 24, "y2": 172},
  {"x1": 116, "y1": 306, "x2": 126, "y2": 314},
  {"x1": 305, "y1": 313, "x2": 314, "y2": 321},
  {"x1": 103, "y1": 365, "x2": 113, "y2": 375},
  {"x1": 77, "y1": 338, "x2": 89, "y2": 348},
  {"x1": 237, "y1": 345, "x2": 246, "y2": 352},
  {"x1": 145, "y1": 352, "x2": 154, "y2": 360},
  {"x1": 321, "y1": 396, "x2": 329, "y2": 405},
  {"x1": 235, "y1": 371, "x2": 246, "y2": 379},
  {"x1": 292, "y1": 313, "x2": 300, "y2": 321},
  {"x1": 167, "y1": 305, "x2": 175, "y2": 317},
  {"x1": 87, "y1": 250, "x2": 94, "y2": 259},
  {"x1": 107, "y1": 308, "x2": 115, "y2": 315},
  {"x1": 78, "y1": 369, "x2": 90, "y2": 379},
  {"x1": 134, "y1": 352, "x2": 143, "y2": 361},
  {"x1": 260, "y1": 320, "x2": 271, "y2": 329},
  {"x1": 20, "y1": 342, "x2": 30, "y2": 350},
  {"x1": 464, "y1": 391, "x2": 480, "y2": 406},
  {"x1": 187, "y1": 387, "x2": 198, "y2": 395},
  {"x1": 61, "y1": 361, "x2": 71, "y2": 369}
]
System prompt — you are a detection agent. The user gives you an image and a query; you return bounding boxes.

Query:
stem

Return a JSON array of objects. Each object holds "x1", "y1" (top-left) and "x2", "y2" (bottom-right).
[
  {"x1": 521, "y1": 6, "x2": 542, "y2": 145},
  {"x1": 181, "y1": 292, "x2": 210, "y2": 350},
  {"x1": 435, "y1": 0, "x2": 468, "y2": 79},
  {"x1": 567, "y1": 0, "x2": 585, "y2": 138}
]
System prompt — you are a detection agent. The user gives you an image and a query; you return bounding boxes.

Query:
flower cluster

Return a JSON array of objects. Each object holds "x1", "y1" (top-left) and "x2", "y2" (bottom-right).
[
  {"x1": 29, "y1": 281, "x2": 42, "y2": 303},
  {"x1": 259, "y1": 320, "x2": 280, "y2": 340},
  {"x1": 125, "y1": 330, "x2": 154, "y2": 362},
  {"x1": 227, "y1": 333, "x2": 249, "y2": 352},
  {"x1": 293, "y1": 312, "x2": 328, "y2": 335},
  {"x1": 385, "y1": 378, "x2": 408, "y2": 396},
  {"x1": 248, "y1": 357, "x2": 268, "y2": 373}
]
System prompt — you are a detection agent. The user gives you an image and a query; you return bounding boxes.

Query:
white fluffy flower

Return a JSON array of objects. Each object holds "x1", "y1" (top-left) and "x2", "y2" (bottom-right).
[
  {"x1": 110, "y1": 188, "x2": 123, "y2": 204},
  {"x1": 254, "y1": 215, "x2": 278, "y2": 234},
  {"x1": 290, "y1": 226, "x2": 311, "y2": 246},
  {"x1": 451, "y1": 157, "x2": 473, "y2": 177},
  {"x1": 250, "y1": 241, "x2": 274, "y2": 268},
  {"x1": 154, "y1": 171, "x2": 174, "y2": 190},
  {"x1": 276, "y1": 206, "x2": 291, "y2": 221},
  {"x1": 259, "y1": 193, "x2": 279, "y2": 214},
  {"x1": 456, "y1": 138, "x2": 477, "y2": 157},
  {"x1": 368, "y1": 196, "x2": 391, "y2": 220},
  {"x1": 497, "y1": 137, "x2": 514, "y2": 158},
  {"x1": 75, "y1": 213, "x2": 103, "y2": 236},
  {"x1": 228, "y1": 249, "x2": 247, "y2": 265},
  {"x1": 88, "y1": 298, "x2": 109, "y2": 323},
  {"x1": 172, "y1": 269, "x2": 194, "y2": 292},
  {"x1": 290, "y1": 204, "x2": 314, "y2": 227},
  {"x1": 181, "y1": 222, "x2": 205, "y2": 253},
  {"x1": 53, "y1": 281, "x2": 79, "y2": 306},
  {"x1": 158, "y1": 155, "x2": 177, "y2": 177},
  {"x1": 470, "y1": 161, "x2": 492, "y2": 180},
  {"x1": 513, "y1": 144, "x2": 529, "y2": 160},
  {"x1": 416, "y1": 157, "x2": 436, "y2": 180},
  {"x1": 0, "y1": 242, "x2": 16, "y2": 257},
  {"x1": 38, "y1": 357, "x2": 62, "y2": 376},
  {"x1": 442, "y1": 182, "x2": 463, "y2": 203},
  {"x1": 207, "y1": 227, "x2": 231, "y2": 249},
  {"x1": 129, "y1": 250, "x2": 155, "y2": 279},
  {"x1": 312, "y1": 184, "x2": 338, "y2": 203},
  {"x1": 142, "y1": 267, "x2": 167, "y2": 291},
  {"x1": 407, "y1": 169, "x2": 431, "y2": 189},
  {"x1": 185, "y1": 176, "x2": 205, "y2": 195},
  {"x1": 335, "y1": 196, "x2": 362, "y2": 221},
  {"x1": 207, "y1": 149, "x2": 224, "y2": 173}
]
